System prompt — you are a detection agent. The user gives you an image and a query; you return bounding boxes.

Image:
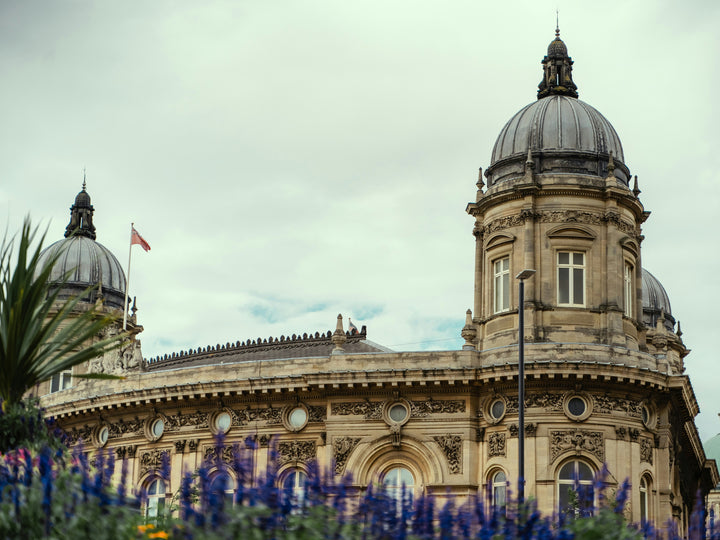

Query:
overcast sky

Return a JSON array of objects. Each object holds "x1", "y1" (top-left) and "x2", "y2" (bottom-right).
[{"x1": 2, "y1": 1, "x2": 719, "y2": 441}]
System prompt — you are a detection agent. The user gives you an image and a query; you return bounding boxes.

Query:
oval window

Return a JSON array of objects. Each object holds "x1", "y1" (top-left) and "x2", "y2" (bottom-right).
[
  {"x1": 389, "y1": 403, "x2": 408, "y2": 423},
  {"x1": 151, "y1": 418, "x2": 165, "y2": 438},
  {"x1": 490, "y1": 399, "x2": 505, "y2": 420},
  {"x1": 215, "y1": 412, "x2": 232, "y2": 433},
  {"x1": 288, "y1": 407, "x2": 308, "y2": 429},
  {"x1": 568, "y1": 397, "x2": 586, "y2": 417},
  {"x1": 98, "y1": 425, "x2": 109, "y2": 446}
]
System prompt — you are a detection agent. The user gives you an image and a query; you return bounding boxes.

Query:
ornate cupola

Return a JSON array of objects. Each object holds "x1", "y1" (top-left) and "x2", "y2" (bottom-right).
[
  {"x1": 537, "y1": 26, "x2": 578, "y2": 99},
  {"x1": 64, "y1": 180, "x2": 96, "y2": 240},
  {"x1": 37, "y1": 182, "x2": 127, "y2": 311},
  {"x1": 466, "y1": 30, "x2": 649, "y2": 358}
]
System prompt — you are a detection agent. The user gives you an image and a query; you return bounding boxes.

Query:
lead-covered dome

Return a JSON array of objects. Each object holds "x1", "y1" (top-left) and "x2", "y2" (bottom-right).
[
  {"x1": 641, "y1": 269, "x2": 675, "y2": 332},
  {"x1": 37, "y1": 184, "x2": 127, "y2": 310},
  {"x1": 485, "y1": 31, "x2": 630, "y2": 188}
]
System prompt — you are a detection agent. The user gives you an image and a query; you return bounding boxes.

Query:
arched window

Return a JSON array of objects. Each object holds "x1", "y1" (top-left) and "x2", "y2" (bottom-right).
[
  {"x1": 557, "y1": 460, "x2": 594, "y2": 516},
  {"x1": 145, "y1": 478, "x2": 166, "y2": 519},
  {"x1": 383, "y1": 466, "x2": 414, "y2": 511},
  {"x1": 490, "y1": 469, "x2": 507, "y2": 508},
  {"x1": 639, "y1": 475, "x2": 652, "y2": 523},
  {"x1": 282, "y1": 469, "x2": 308, "y2": 508},
  {"x1": 210, "y1": 470, "x2": 235, "y2": 504}
]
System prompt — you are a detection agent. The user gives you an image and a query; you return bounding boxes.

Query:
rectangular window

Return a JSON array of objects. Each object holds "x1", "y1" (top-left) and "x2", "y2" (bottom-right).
[
  {"x1": 493, "y1": 257, "x2": 510, "y2": 313},
  {"x1": 557, "y1": 251, "x2": 585, "y2": 306},
  {"x1": 50, "y1": 370, "x2": 72, "y2": 393},
  {"x1": 624, "y1": 262, "x2": 633, "y2": 317}
]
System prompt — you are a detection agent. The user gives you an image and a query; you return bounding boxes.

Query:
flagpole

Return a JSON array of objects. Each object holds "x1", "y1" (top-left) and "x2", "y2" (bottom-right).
[{"x1": 123, "y1": 222, "x2": 133, "y2": 330}]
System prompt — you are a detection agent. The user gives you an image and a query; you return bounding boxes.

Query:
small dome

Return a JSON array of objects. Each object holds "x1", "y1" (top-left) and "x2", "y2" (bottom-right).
[
  {"x1": 74, "y1": 189, "x2": 91, "y2": 207},
  {"x1": 547, "y1": 37, "x2": 568, "y2": 58},
  {"x1": 486, "y1": 95, "x2": 628, "y2": 187},
  {"x1": 641, "y1": 269, "x2": 675, "y2": 332},
  {"x1": 37, "y1": 235, "x2": 127, "y2": 311}
]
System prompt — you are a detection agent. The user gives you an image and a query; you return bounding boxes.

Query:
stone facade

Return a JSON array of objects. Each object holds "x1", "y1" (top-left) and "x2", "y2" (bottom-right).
[{"x1": 36, "y1": 30, "x2": 717, "y2": 537}]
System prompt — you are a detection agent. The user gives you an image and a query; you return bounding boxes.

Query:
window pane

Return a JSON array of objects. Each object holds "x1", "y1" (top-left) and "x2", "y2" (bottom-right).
[
  {"x1": 577, "y1": 462, "x2": 593, "y2": 481},
  {"x1": 573, "y1": 268, "x2": 583, "y2": 304},
  {"x1": 502, "y1": 258, "x2": 509, "y2": 271},
  {"x1": 559, "y1": 462, "x2": 575, "y2": 480},
  {"x1": 558, "y1": 268, "x2": 569, "y2": 304},
  {"x1": 573, "y1": 253, "x2": 584, "y2": 265},
  {"x1": 495, "y1": 275, "x2": 502, "y2": 312},
  {"x1": 558, "y1": 252, "x2": 569, "y2": 264},
  {"x1": 501, "y1": 273, "x2": 509, "y2": 310},
  {"x1": 494, "y1": 484, "x2": 506, "y2": 507},
  {"x1": 50, "y1": 374, "x2": 60, "y2": 393}
]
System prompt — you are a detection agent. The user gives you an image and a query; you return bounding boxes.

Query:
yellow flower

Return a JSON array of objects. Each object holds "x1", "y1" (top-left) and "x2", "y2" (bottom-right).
[
  {"x1": 148, "y1": 532, "x2": 169, "y2": 539},
  {"x1": 137, "y1": 524, "x2": 155, "y2": 533}
]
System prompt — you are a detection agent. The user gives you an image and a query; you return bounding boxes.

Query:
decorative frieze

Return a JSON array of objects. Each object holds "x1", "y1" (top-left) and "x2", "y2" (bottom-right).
[
  {"x1": 115, "y1": 445, "x2": 137, "y2": 460},
  {"x1": 333, "y1": 437, "x2": 361, "y2": 475},
  {"x1": 308, "y1": 405, "x2": 326, "y2": 423},
  {"x1": 165, "y1": 411, "x2": 210, "y2": 431},
  {"x1": 479, "y1": 210, "x2": 636, "y2": 238},
  {"x1": 594, "y1": 396, "x2": 642, "y2": 418},
  {"x1": 108, "y1": 417, "x2": 144, "y2": 439},
  {"x1": 550, "y1": 429, "x2": 604, "y2": 463},
  {"x1": 332, "y1": 399, "x2": 464, "y2": 420},
  {"x1": 139, "y1": 449, "x2": 171, "y2": 478},
  {"x1": 66, "y1": 425, "x2": 93, "y2": 445},
  {"x1": 433, "y1": 435, "x2": 463, "y2": 474},
  {"x1": 488, "y1": 432, "x2": 506, "y2": 458},
  {"x1": 278, "y1": 441, "x2": 316, "y2": 465}
]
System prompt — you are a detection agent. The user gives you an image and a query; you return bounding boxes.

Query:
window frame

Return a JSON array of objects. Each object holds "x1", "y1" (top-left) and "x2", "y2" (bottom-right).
[
  {"x1": 639, "y1": 474, "x2": 652, "y2": 524},
  {"x1": 557, "y1": 251, "x2": 586, "y2": 307},
  {"x1": 556, "y1": 459, "x2": 595, "y2": 516},
  {"x1": 281, "y1": 468, "x2": 308, "y2": 510},
  {"x1": 493, "y1": 256, "x2": 511, "y2": 314},
  {"x1": 145, "y1": 477, "x2": 167, "y2": 520},
  {"x1": 382, "y1": 466, "x2": 415, "y2": 515},
  {"x1": 623, "y1": 261, "x2": 634, "y2": 318},
  {"x1": 50, "y1": 369, "x2": 72, "y2": 393},
  {"x1": 489, "y1": 469, "x2": 507, "y2": 508}
]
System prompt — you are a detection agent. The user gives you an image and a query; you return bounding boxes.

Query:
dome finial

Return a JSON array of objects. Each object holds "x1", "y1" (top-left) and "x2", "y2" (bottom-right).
[
  {"x1": 556, "y1": 9, "x2": 560, "y2": 38},
  {"x1": 64, "y1": 179, "x2": 97, "y2": 240},
  {"x1": 537, "y1": 24, "x2": 578, "y2": 100}
]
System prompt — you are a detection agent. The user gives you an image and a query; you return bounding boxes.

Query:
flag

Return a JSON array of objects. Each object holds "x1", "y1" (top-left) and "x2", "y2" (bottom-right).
[
  {"x1": 348, "y1": 318, "x2": 358, "y2": 334},
  {"x1": 131, "y1": 226, "x2": 151, "y2": 252}
]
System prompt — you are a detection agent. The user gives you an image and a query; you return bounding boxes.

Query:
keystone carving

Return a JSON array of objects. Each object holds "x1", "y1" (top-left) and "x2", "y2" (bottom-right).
[
  {"x1": 550, "y1": 429, "x2": 604, "y2": 463},
  {"x1": 278, "y1": 441, "x2": 316, "y2": 465},
  {"x1": 139, "y1": 449, "x2": 171, "y2": 478}
]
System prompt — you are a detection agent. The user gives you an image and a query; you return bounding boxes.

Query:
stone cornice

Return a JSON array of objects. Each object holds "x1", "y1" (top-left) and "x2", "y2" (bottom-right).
[{"x1": 43, "y1": 352, "x2": 682, "y2": 420}]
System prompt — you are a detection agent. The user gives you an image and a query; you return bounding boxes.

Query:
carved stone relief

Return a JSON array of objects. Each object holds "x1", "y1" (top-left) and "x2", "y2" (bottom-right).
[
  {"x1": 165, "y1": 411, "x2": 210, "y2": 431},
  {"x1": 550, "y1": 429, "x2": 604, "y2": 463},
  {"x1": 307, "y1": 405, "x2": 327, "y2": 423},
  {"x1": 509, "y1": 423, "x2": 537, "y2": 437},
  {"x1": 333, "y1": 437, "x2": 361, "y2": 475},
  {"x1": 278, "y1": 441, "x2": 316, "y2": 465},
  {"x1": 115, "y1": 445, "x2": 137, "y2": 460},
  {"x1": 174, "y1": 440, "x2": 187, "y2": 454},
  {"x1": 488, "y1": 432, "x2": 506, "y2": 458},
  {"x1": 139, "y1": 449, "x2": 171, "y2": 478},
  {"x1": 479, "y1": 210, "x2": 636, "y2": 238},
  {"x1": 433, "y1": 435, "x2": 463, "y2": 474},
  {"x1": 108, "y1": 417, "x2": 144, "y2": 439},
  {"x1": 640, "y1": 437, "x2": 654, "y2": 465},
  {"x1": 203, "y1": 444, "x2": 235, "y2": 466}
]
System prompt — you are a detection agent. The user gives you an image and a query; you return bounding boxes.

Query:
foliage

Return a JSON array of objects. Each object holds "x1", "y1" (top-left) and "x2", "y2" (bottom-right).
[
  {"x1": 0, "y1": 398, "x2": 66, "y2": 454},
  {"x1": 0, "y1": 218, "x2": 126, "y2": 406},
  {"x1": 3, "y1": 433, "x2": 716, "y2": 540}
]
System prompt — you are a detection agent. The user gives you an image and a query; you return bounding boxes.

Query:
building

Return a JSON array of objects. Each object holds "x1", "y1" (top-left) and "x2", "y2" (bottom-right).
[{"x1": 37, "y1": 30, "x2": 717, "y2": 533}]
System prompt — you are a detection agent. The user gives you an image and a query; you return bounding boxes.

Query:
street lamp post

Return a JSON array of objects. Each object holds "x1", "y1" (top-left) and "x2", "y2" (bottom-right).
[{"x1": 515, "y1": 269, "x2": 535, "y2": 504}]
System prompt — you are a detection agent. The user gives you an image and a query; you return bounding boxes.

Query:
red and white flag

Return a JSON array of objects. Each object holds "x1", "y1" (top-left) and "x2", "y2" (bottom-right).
[{"x1": 131, "y1": 226, "x2": 151, "y2": 252}]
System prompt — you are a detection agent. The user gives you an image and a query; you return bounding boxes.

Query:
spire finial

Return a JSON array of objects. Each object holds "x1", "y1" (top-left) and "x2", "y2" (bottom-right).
[
  {"x1": 632, "y1": 175, "x2": 641, "y2": 198},
  {"x1": 556, "y1": 9, "x2": 560, "y2": 37},
  {"x1": 82, "y1": 167, "x2": 87, "y2": 191}
]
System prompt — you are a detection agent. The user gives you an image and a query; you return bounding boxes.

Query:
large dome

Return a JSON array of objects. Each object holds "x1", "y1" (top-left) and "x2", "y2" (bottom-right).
[
  {"x1": 485, "y1": 33, "x2": 630, "y2": 188},
  {"x1": 37, "y1": 185, "x2": 127, "y2": 311},
  {"x1": 38, "y1": 236, "x2": 126, "y2": 310}
]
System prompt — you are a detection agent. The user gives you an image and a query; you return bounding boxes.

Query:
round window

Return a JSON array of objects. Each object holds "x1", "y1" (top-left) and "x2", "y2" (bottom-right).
[
  {"x1": 568, "y1": 397, "x2": 586, "y2": 417},
  {"x1": 288, "y1": 407, "x2": 308, "y2": 429},
  {"x1": 151, "y1": 418, "x2": 165, "y2": 438},
  {"x1": 389, "y1": 403, "x2": 408, "y2": 423},
  {"x1": 215, "y1": 412, "x2": 232, "y2": 433},
  {"x1": 97, "y1": 425, "x2": 109, "y2": 446},
  {"x1": 642, "y1": 406, "x2": 649, "y2": 425},
  {"x1": 490, "y1": 399, "x2": 506, "y2": 420}
]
